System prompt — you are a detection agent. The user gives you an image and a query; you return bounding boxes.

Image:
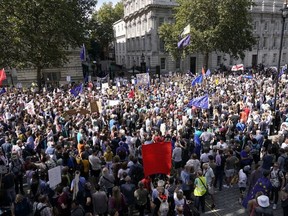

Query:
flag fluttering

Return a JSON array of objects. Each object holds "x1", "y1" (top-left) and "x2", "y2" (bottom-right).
[
  {"x1": 188, "y1": 94, "x2": 209, "y2": 109},
  {"x1": 191, "y1": 75, "x2": 203, "y2": 86},
  {"x1": 70, "y1": 83, "x2": 83, "y2": 97},
  {"x1": 177, "y1": 34, "x2": 190, "y2": 48},
  {"x1": 80, "y1": 44, "x2": 86, "y2": 61}
]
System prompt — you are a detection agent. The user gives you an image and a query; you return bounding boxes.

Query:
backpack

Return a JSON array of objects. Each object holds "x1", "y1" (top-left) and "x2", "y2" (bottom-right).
[
  {"x1": 282, "y1": 156, "x2": 288, "y2": 172},
  {"x1": 131, "y1": 164, "x2": 144, "y2": 184},
  {"x1": 34, "y1": 204, "x2": 48, "y2": 216},
  {"x1": 11, "y1": 159, "x2": 23, "y2": 176}
]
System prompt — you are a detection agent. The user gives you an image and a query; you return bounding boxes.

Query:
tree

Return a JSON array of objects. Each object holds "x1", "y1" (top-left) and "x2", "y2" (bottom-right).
[
  {"x1": 0, "y1": 0, "x2": 96, "y2": 88},
  {"x1": 89, "y1": 1, "x2": 124, "y2": 60},
  {"x1": 159, "y1": 0, "x2": 256, "y2": 69}
]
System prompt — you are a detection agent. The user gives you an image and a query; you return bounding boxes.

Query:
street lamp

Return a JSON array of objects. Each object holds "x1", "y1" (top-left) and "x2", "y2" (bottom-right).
[
  {"x1": 274, "y1": 1, "x2": 288, "y2": 113},
  {"x1": 141, "y1": 53, "x2": 146, "y2": 73}
]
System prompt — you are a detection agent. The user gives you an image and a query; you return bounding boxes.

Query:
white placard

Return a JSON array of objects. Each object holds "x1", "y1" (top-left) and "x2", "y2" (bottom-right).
[
  {"x1": 108, "y1": 100, "x2": 120, "y2": 107},
  {"x1": 102, "y1": 82, "x2": 109, "y2": 94},
  {"x1": 48, "y1": 166, "x2": 62, "y2": 188},
  {"x1": 66, "y1": 76, "x2": 71, "y2": 82}
]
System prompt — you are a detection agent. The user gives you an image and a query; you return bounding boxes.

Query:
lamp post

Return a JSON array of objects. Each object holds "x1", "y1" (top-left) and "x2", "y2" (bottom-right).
[
  {"x1": 274, "y1": 1, "x2": 288, "y2": 113},
  {"x1": 256, "y1": 36, "x2": 260, "y2": 67},
  {"x1": 141, "y1": 53, "x2": 146, "y2": 73}
]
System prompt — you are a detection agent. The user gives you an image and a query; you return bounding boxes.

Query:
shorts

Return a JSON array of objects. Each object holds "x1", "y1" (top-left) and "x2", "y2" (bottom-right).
[
  {"x1": 174, "y1": 161, "x2": 182, "y2": 169},
  {"x1": 208, "y1": 185, "x2": 215, "y2": 195},
  {"x1": 225, "y1": 169, "x2": 235, "y2": 178}
]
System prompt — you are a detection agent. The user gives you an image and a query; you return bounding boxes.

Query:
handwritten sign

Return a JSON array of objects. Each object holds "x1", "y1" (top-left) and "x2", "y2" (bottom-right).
[{"x1": 48, "y1": 166, "x2": 62, "y2": 188}]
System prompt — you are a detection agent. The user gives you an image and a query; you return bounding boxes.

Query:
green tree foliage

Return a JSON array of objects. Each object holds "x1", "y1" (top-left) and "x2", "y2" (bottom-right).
[
  {"x1": 159, "y1": 0, "x2": 256, "y2": 68},
  {"x1": 89, "y1": 1, "x2": 124, "y2": 59},
  {"x1": 0, "y1": 0, "x2": 96, "y2": 87}
]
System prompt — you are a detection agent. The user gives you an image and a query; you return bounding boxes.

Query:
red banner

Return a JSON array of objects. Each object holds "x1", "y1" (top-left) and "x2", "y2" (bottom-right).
[{"x1": 142, "y1": 142, "x2": 172, "y2": 177}]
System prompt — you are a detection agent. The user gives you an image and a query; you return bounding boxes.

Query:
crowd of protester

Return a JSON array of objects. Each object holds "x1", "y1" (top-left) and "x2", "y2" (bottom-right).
[{"x1": 0, "y1": 70, "x2": 288, "y2": 216}]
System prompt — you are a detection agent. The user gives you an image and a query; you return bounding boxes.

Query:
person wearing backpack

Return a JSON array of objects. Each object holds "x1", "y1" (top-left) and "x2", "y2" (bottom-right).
[
  {"x1": 278, "y1": 148, "x2": 288, "y2": 175},
  {"x1": 270, "y1": 162, "x2": 285, "y2": 210},
  {"x1": 128, "y1": 158, "x2": 144, "y2": 185},
  {"x1": 213, "y1": 149, "x2": 226, "y2": 191},
  {"x1": 33, "y1": 195, "x2": 52, "y2": 216},
  {"x1": 9, "y1": 153, "x2": 25, "y2": 194},
  {"x1": 11, "y1": 194, "x2": 31, "y2": 216}
]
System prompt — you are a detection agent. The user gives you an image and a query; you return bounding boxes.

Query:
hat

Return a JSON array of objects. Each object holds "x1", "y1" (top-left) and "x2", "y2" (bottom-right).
[
  {"x1": 243, "y1": 165, "x2": 251, "y2": 172},
  {"x1": 257, "y1": 195, "x2": 270, "y2": 208}
]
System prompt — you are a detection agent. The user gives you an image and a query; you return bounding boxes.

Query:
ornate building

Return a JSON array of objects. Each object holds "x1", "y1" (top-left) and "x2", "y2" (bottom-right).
[{"x1": 114, "y1": 0, "x2": 288, "y2": 73}]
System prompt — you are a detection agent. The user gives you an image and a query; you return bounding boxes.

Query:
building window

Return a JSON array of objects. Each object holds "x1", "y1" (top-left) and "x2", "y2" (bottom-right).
[
  {"x1": 176, "y1": 58, "x2": 181, "y2": 69},
  {"x1": 159, "y1": 17, "x2": 164, "y2": 28},
  {"x1": 253, "y1": 21, "x2": 257, "y2": 30},
  {"x1": 45, "y1": 72, "x2": 60, "y2": 83},
  {"x1": 217, "y1": 56, "x2": 221, "y2": 66},
  {"x1": 148, "y1": 35, "x2": 151, "y2": 51},
  {"x1": 264, "y1": 22, "x2": 268, "y2": 31},
  {"x1": 160, "y1": 39, "x2": 165, "y2": 51},
  {"x1": 273, "y1": 37, "x2": 277, "y2": 48},
  {"x1": 272, "y1": 53, "x2": 277, "y2": 63},
  {"x1": 263, "y1": 37, "x2": 268, "y2": 48},
  {"x1": 283, "y1": 53, "x2": 286, "y2": 62},
  {"x1": 262, "y1": 54, "x2": 267, "y2": 63},
  {"x1": 161, "y1": 58, "x2": 166, "y2": 69}
]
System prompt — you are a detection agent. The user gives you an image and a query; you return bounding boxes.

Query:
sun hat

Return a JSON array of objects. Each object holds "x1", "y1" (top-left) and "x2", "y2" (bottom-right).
[{"x1": 257, "y1": 195, "x2": 270, "y2": 208}]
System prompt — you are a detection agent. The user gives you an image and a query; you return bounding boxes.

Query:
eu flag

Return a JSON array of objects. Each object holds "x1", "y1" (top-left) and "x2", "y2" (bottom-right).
[
  {"x1": 70, "y1": 84, "x2": 83, "y2": 97},
  {"x1": 205, "y1": 69, "x2": 211, "y2": 76},
  {"x1": 0, "y1": 88, "x2": 6, "y2": 95},
  {"x1": 80, "y1": 44, "x2": 86, "y2": 61},
  {"x1": 188, "y1": 94, "x2": 209, "y2": 109},
  {"x1": 191, "y1": 75, "x2": 203, "y2": 86}
]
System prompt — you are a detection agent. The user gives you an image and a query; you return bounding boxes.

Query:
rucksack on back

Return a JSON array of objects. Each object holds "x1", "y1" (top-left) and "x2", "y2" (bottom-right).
[
  {"x1": 283, "y1": 156, "x2": 288, "y2": 172},
  {"x1": 34, "y1": 205, "x2": 48, "y2": 216}
]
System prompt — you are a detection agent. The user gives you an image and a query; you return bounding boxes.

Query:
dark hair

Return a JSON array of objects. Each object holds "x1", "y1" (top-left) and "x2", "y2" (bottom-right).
[{"x1": 95, "y1": 184, "x2": 100, "y2": 191}]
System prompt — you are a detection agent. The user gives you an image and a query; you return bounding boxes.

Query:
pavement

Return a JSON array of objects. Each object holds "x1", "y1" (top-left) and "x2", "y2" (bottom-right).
[{"x1": 204, "y1": 185, "x2": 283, "y2": 216}]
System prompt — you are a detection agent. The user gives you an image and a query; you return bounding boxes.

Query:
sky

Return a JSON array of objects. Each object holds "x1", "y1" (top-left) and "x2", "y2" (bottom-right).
[{"x1": 96, "y1": 0, "x2": 120, "y2": 9}]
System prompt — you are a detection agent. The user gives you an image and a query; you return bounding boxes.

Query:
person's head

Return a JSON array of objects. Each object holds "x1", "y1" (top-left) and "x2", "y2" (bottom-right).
[
  {"x1": 112, "y1": 186, "x2": 121, "y2": 198},
  {"x1": 272, "y1": 162, "x2": 280, "y2": 170},
  {"x1": 176, "y1": 189, "x2": 184, "y2": 200},
  {"x1": 208, "y1": 155, "x2": 214, "y2": 161},
  {"x1": 71, "y1": 199, "x2": 80, "y2": 209},
  {"x1": 102, "y1": 167, "x2": 109, "y2": 175},
  {"x1": 202, "y1": 163, "x2": 209, "y2": 170},
  {"x1": 138, "y1": 181, "x2": 144, "y2": 189},
  {"x1": 197, "y1": 170, "x2": 203, "y2": 177},
  {"x1": 263, "y1": 170, "x2": 270, "y2": 178},
  {"x1": 15, "y1": 194, "x2": 24, "y2": 203}
]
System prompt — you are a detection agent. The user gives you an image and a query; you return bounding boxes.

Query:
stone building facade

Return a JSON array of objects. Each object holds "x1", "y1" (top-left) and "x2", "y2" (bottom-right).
[
  {"x1": 114, "y1": 0, "x2": 288, "y2": 73},
  {"x1": 7, "y1": 48, "x2": 83, "y2": 87}
]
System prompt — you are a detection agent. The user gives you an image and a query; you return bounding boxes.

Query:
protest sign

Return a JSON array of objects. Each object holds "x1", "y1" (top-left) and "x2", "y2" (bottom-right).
[{"x1": 48, "y1": 166, "x2": 62, "y2": 188}]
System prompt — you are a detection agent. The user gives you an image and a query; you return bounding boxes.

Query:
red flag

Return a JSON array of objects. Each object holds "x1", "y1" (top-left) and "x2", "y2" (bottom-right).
[
  {"x1": 142, "y1": 142, "x2": 172, "y2": 177},
  {"x1": 0, "y1": 68, "x2": 6, "y2": 81},
  {"x1": 128, "y1": 89, "x2": 135, "y2": 98},
  {"x1": 201, "y1": 67, "x2": 205, "y2": 76}
]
